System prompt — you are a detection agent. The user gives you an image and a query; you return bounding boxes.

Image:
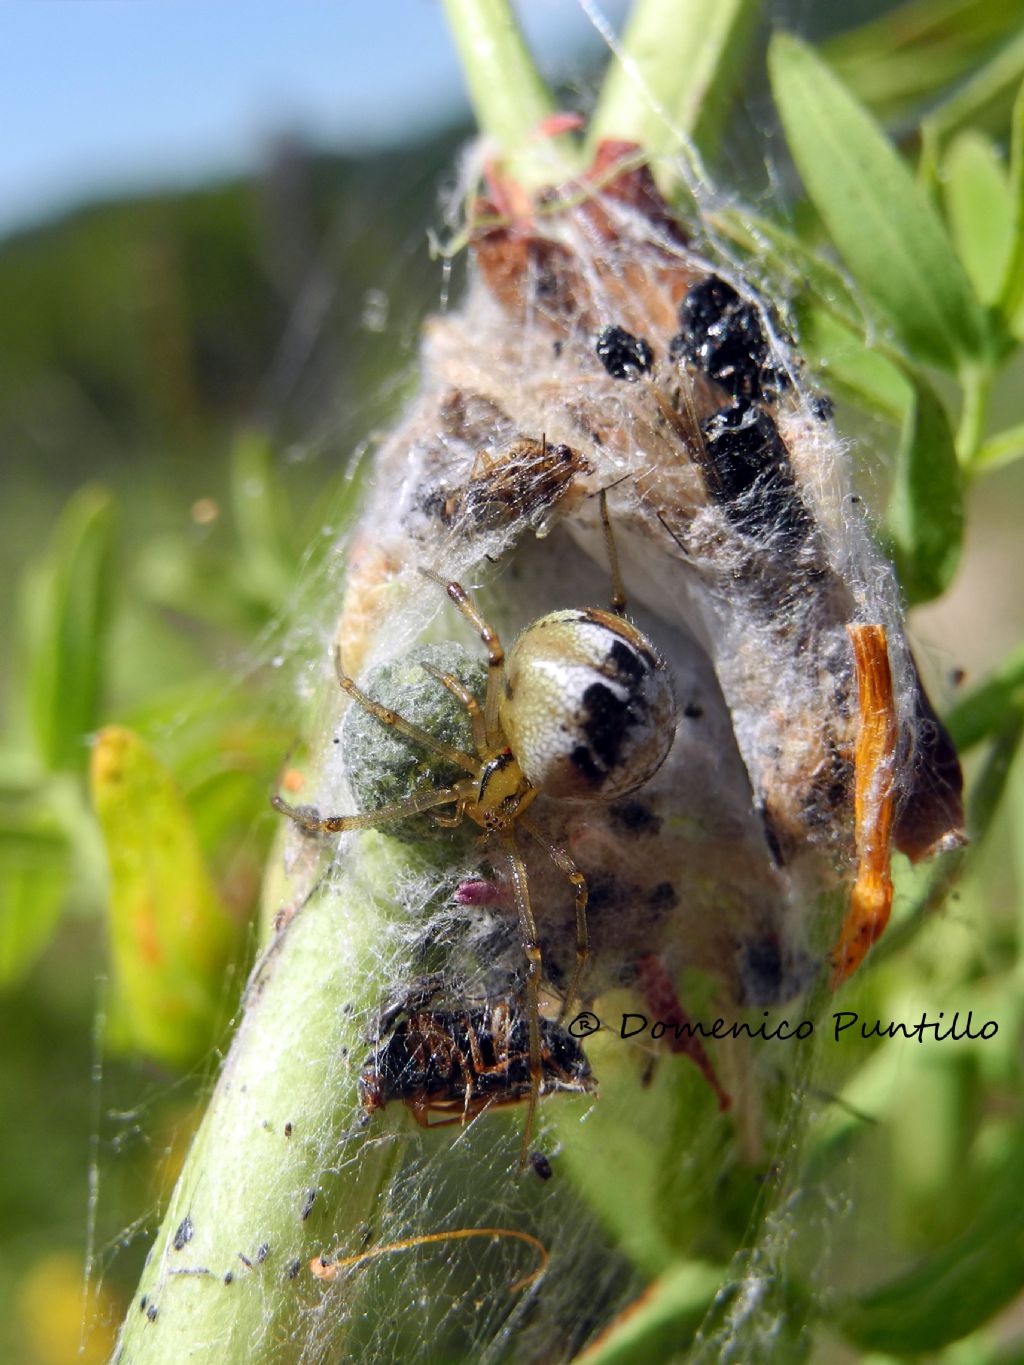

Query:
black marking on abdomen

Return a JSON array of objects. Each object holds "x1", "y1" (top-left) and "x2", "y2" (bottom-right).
[
  {"x1": 578, "y1": 680, "x2": 647, "y2": 782},
  {"x1": 570, "y1": 744, "x2": 604, "y2": 785},
  {"x1": 607, "y1": 639, "x2": 646, "y2": 684},
  {"x1": 584, "y1": 614, "x2": 658, "y2": 673}
]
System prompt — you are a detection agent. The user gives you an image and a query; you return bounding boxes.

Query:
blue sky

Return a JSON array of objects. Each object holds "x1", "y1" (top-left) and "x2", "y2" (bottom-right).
[{"x1": 2, "y1": 0, "x2": 629, "y2": 234}]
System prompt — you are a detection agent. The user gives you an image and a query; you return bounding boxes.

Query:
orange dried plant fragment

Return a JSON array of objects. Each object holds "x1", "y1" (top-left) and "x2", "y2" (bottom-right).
[{"x1": 832, "y1": 624, "x2": 898, "y2": 986}]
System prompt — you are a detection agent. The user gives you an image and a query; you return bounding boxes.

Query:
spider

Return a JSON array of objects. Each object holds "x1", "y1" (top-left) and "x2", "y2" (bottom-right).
[{"x1": 272, "y1": 492, "x2": 677, "y2": 1164}]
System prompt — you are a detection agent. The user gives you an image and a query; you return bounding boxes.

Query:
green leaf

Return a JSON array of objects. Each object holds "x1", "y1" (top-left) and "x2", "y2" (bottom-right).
[
  {"x1": 945, "y1": 642, "x2": 1024, "y2": 752},
  {"x1": 90, "y1": 726, "x2": 239, "y2": 1068},
  {"x1": 136, "y1": 433, "x2": 308, "y2": 632},
  {"x1": 942, "y1": 132, "x2": 1014, "y2": 304},
  {"x1": 134, "y1": 530, "x2": 270, "y2": 634},
  {"x1": 0, "y1": 806, "x2": 72, "y2": 983},
  {"x1": 769, "y1": 33, "x2": 989, "y2": 373},
  {"x1": 925, "y1": 27, "x2": 1024, "y2": 145},
  {"x1": 886, "y1": 376, "x2": 963, "y2": 604},
  {"x1": 795, "y1": 304, "x2": 913, "y2": 424},
  {"x1": 964, "y1": 709, "x2": 1024, "y2": 838},
  {"x1": 999, "y1": 79, "x2": 1024, "y2": 327},
  {"x1": 568, "y1": 1261, "x2": 724, "y2": 1365},
  {"x1": 26, "y1": 486, "x2": 115, "y2": 774},
  {"x1": 838, "y1": 1135, "x2": 1024, "y2": 1352},
  {"x1": 823, "y1": 0, "x2": 1024, "y2": 125},
  {"x1": 547, "y1": 1012, "x2": 733, "y2": 1279},
  {"x1": 586, "y1": 0, "x2": 762, "y2": 172}
]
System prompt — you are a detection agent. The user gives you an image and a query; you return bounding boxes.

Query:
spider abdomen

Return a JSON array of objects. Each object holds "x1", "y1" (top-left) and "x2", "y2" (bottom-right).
[{"x1": 499, "y1": 609, "x2": 677, "y2": 801}]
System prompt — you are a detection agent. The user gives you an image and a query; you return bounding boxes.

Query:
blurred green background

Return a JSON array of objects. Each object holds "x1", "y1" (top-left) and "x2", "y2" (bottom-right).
[
  {"x1": 0, "y1": 134, "x2": 465, "y2": 1362},
  {"x1": 2, "y1": 2, "x2": 1024, "y2": 1362}
]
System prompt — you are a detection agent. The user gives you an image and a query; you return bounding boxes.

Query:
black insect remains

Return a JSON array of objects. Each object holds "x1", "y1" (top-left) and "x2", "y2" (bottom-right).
[
  {"x1": 671, "y1": 275, "x2": 787, "y2": 403},
  {"x1": 699, "y1": 401, "x2": 813, "y2": 548},
  {"x1": 595, "y1": 325, "x2": 654, "y2": 380},
  {"x1": 360, "y1": 1001, "x2": 595, "y2": 1126}
]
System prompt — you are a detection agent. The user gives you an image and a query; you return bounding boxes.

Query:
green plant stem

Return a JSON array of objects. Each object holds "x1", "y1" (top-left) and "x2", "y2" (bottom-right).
[
  {"x1": 957, "y1": 364, "x2": 992, "y2": 466},
  {"x1": 998, "y1": 81, "x2": 1024, "y2": 324},
  {"x1": 113, "y1": 835, "x2": 416, "y2": 1364},
  {"x1": 586, "y1": 0, "x2": 761, "y2": 180},
  {"x1": 974, "y1": 420, "x2": 1024, "y2": 473},
  {"x1": 946, "y1": 641, "x2": 1024, "y2": 752},
  {"x1": 440, "y1": 0, "x2": 579, "y2": 188}
]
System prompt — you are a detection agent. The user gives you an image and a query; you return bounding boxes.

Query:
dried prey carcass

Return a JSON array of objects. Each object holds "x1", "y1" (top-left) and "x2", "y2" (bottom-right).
[{"x1": 359, "y1": 994, "x2": 596, "y2": 1127}]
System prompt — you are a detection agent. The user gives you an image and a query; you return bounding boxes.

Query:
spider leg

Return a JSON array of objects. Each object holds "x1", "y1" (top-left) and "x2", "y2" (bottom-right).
[
  {"x1": 334, "y1": 646, "x2": 477, "y2": 774},
  {"x1": 500, "y1": 831, "x2": 543, "y2": 1171},
  {"x1": 599, "y1": 487, "x2": 627, "y2": 615},
  {"x1": 521, "y1": 815, "x2": 589, "y2": 1022},
  {"x1": 421, "y1": 571, "x2": 505, "y2": 748},
  {"x1": 431, "y1": 798, "x2": 467, "y2": 829},
  {"x1": 271, "y1": 783, "x2": 465, "y2": 834},
  {"x1": 419, "y1": 661, "x2": 487, "y2": 755}
]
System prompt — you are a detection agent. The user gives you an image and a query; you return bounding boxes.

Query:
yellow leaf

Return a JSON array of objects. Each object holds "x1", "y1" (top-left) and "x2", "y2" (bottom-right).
[{"x1": 91, "y1": 726, "x2": 238, "y2": 1067}]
